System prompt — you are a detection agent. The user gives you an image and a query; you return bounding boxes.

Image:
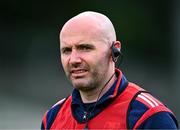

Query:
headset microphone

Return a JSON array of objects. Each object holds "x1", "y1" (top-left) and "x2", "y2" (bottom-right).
[{"x1": 112, "y1": 41, "x2": 121, "y2": 62}]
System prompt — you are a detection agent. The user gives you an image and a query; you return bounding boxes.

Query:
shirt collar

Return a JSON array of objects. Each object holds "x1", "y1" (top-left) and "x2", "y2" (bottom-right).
[{"x1": 71, "y1": 68, "x2": 128, "y2": 106}]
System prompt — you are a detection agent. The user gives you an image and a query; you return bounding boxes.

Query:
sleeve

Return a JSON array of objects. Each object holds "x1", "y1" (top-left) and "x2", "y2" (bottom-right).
[
  {"x1": 137, "y1": 112, "x2": 178, "y2": 129},
  {"x1": 128, "y1": 92, "x2": 178, "y2": 129}
]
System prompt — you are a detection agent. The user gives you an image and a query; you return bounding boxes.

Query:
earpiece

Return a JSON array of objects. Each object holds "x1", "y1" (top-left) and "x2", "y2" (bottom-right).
[{"x1": 112, "y1": 41, "x2": 121, "y2": 62}]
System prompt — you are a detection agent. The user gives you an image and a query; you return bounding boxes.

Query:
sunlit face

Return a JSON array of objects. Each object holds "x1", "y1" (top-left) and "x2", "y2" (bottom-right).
[{"x1": 60, "y1": 36, "x2": 111, "y2": 91}]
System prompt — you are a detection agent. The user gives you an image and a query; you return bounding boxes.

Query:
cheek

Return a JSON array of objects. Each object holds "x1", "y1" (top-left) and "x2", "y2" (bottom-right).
[
  {"x1": 96, "y1": 55, "x2": 110, "y2": 71},
  {"x1": 81, "y1": 54, "x2": 98, "y2": 66},
  {"x1": 87, "y1": 54, "x2": 108, "y2": 70}
]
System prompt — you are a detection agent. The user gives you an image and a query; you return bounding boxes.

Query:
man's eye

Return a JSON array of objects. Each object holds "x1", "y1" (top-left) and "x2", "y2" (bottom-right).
[
  {"x1": 80, "y1": 46, "x2": 90, "y2": 50},
  {"x1": 79, "y1": 45, "x2": 93, "y2": 51},
  {"x1": 62, "y1": 48, "x2": 71, "y2": 54}
]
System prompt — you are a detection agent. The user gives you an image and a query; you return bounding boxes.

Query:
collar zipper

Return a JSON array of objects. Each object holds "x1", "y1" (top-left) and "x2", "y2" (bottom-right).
[{"x1": 83, "y1": 111, "x2": 89, "y2": 130}]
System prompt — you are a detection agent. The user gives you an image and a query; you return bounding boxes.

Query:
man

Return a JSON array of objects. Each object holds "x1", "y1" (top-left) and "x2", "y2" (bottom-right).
[{"x1": 41, "y1": 11, "x2": 178, "y2": 129}]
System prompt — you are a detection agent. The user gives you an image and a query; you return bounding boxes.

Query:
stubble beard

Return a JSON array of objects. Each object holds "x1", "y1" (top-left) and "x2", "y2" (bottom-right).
[{"x1": 68, "y1": 69, "x2": 104, "y2": 92}]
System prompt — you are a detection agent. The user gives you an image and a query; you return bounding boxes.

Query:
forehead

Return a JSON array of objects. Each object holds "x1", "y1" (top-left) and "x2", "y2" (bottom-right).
[
  {"x1": 60, "y1": 38, "x2": 104, "y2": 49},
  {"x1": 60, "y1": 27, "x2": 107, "y2": 48},
  {"x1": 60, "y1": 22, "x2": 103, "y2": 43},
  {"x1": 60, "y1": 15, "x2": 110, "y2": 44}
]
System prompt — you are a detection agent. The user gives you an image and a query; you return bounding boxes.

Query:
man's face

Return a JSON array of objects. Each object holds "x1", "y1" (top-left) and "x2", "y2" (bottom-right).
[{"x1": 60, "y1": 35, "x2": 111, "y2": 91}]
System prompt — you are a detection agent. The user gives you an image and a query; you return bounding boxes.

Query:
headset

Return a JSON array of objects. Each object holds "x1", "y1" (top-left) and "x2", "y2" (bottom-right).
[{"x1": 111, "y1": 41, "x2": 121, "y2": 62}]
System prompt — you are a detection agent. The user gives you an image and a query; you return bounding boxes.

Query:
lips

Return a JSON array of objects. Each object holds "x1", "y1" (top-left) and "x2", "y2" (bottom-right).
[
  {"x1": 71, "y1": 69, "x2": 86, "y2": 73},
  {"x1": 70, "y1": 69, "x2": 88, "y2": 77}
]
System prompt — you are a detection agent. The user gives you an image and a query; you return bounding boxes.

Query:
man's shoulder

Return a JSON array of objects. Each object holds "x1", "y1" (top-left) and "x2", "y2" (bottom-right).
[
  {"x1": 51, "y1": 98, "x2": 67, "y2": 109},
  {"x1": 41, "y1": 97, "x2": 70, "y2": 129},
  {"x1": 125, "y1": 83, "x2": 170, "y2": 111},
  {"x1": 47, "y1": 96, "x2": 71, "y2": 114},
  {"x1": 128, "y1": 91, "x2": 178, "y2": 129},
  {"x1": 44, "y1": 97, "x2": 67, "y2": 118}
]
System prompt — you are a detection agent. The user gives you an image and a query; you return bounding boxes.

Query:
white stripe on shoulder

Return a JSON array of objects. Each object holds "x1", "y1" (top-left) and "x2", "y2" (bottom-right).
[
  {"x1": 141, "y1": 93, "x2": 159, "y2": 107},
  {"x1": 138, "y1": 94, "x2": 155, "y2": 107},
  {"x1": 52, "y1": 98, "x2": 66, "y2": 108}
]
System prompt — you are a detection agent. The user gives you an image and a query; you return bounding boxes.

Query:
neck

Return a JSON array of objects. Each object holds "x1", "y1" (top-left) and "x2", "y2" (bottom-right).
[{"x1": 79, "y1": 73, "x2": 116, "y2": 103}]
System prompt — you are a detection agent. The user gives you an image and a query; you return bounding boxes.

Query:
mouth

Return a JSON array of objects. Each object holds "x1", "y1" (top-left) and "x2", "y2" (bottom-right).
[{"x1": 70, "y1": 69, "x2": 88, "y2": 77}]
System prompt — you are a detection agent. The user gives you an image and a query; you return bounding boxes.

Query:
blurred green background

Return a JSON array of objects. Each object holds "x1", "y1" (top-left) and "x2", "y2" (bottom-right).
[{"x1": 0, "y1": 0, "x2": 179, "y2": 128}]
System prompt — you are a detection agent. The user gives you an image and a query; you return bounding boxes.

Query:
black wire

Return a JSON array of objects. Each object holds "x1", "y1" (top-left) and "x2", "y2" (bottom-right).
[
  {"x1": 83, "y1": 48, "x2": 123, "y2": 129},
  {"x1": 84, "y1": 122, "x2": 89, "y2": 130},
  {"x1": 83, "y1": 73, "x2": 115, "y2": 130},
  {"x1": 91, "y1": 73, "x2": 115, "y2": 113},
  {"x1": 116, "y1": 52, "x2": 123, "y2": 69}
]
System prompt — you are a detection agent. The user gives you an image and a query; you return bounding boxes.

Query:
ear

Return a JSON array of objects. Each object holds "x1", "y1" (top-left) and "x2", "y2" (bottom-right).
[
  {"x1": 111, "y1": 40, "x2": 122, "y2": 62},
  {"x1": 114, "y1": 41, "x2": 121, "y2": 49}
]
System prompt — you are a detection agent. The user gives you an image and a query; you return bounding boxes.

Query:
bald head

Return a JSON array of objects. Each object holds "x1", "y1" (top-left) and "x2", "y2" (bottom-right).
[
  {"x1": 60, "y1": 11, "x2": 117, "y2": 44},
  {"x1": 59, "y1": 11, "x2": 119, "y2": 94}
]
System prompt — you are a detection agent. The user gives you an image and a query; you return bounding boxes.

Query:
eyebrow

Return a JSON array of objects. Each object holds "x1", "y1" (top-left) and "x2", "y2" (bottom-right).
[
  {"x1": 61, "y1": 43, "x2": 95, "y2": 49},
  {"x1": 76, "y1": 43, "x2": 95, "y2": 49}
]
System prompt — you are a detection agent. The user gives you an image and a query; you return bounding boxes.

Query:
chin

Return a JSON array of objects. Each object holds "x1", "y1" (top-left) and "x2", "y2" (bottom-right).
[
  {"x1": 72, "y1": 80, "x2": 95, "y2": 91},
  {"x1": 76, "y1": 86, "x2": 96, "y2": 92},
  {"x1": 72, "y1": 82, "x2": 87, "y2": 89}
]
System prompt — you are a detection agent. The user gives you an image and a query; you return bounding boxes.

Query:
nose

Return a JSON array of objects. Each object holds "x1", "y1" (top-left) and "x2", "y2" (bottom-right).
[{"x1": 69, "y1": 50, "x2": 82, "y2": 66}]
